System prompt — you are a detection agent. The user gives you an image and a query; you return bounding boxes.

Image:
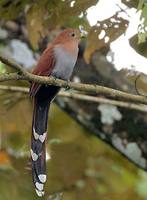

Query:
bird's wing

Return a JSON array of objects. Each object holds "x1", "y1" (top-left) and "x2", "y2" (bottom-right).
[{"x1": 30, "y1": 45, "x2": 56, "y2": 97}]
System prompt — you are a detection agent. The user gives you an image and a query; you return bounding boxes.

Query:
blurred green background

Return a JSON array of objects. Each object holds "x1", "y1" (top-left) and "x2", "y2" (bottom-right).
[
  {"x1": 0, "y1": 0, "x2": 147, "y2": 199},
  {"x1": 0, "y1": 98, "x2": 147, "y2": 200}
]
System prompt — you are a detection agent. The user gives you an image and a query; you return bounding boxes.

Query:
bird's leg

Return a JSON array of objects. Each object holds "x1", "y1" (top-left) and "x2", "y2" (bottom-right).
[{"x1": 65, "y1": 79, "x2": 70, "y2": 91}]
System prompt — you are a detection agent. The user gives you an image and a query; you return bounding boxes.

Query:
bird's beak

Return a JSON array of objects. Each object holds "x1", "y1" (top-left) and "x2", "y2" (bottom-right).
[{"x1": 80, "y1": 32, "x2": 87, "y2": 39}]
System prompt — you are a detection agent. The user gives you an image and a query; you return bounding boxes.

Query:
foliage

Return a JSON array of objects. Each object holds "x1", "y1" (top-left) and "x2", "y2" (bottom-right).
[
  {"x1": 0, "y1": 0, "x2": 30, "y2": 19},
  {"x1": 1, "y1": 0, "x2": 95, "y2": 49},
  {"x1": 84, "y1": 14, "x2": 128, "y2": 62},
  {"x1": 138, "y1": 1, "x2": 147, "y2": 43},
  {"x1": 0, "y1": 0, "x2": 146, "y2": 50},
  {"x1": 0, "y1": 0, "x2": 147, "y2": 200}
]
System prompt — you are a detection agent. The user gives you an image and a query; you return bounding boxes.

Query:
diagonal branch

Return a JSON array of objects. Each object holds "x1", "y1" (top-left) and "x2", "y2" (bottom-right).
[{"x1": 0, "y1": 55, "x2": 29, "y2": 75}]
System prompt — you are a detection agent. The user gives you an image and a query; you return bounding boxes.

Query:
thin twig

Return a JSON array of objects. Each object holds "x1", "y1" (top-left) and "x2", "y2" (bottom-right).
[
  {"x1": 0, "y1": 85, "x2": 29, "y2": 93},
  {"x1": 0, "y1": 85, "x2": 147, "y2": 113},
  {"x1": 60, "y1": 91, "x2": 147, "y2": 113}
]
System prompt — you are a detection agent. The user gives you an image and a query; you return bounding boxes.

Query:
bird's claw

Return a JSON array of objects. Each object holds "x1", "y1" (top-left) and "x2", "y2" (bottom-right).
[{"x1": 65, "y1": 80, "x2": 70, "y2": 91}]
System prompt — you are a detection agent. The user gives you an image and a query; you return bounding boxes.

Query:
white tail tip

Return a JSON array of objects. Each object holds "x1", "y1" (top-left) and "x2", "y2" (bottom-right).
[
  {"x1": 38, "y1": 174, "x2": 47, "y2": 183},
  {"x1": 35, "y1": 182, "x2": 44, "y2": 191},
  {"x1": 35, "y1": 189, "x2": 45, "y2": 197}
]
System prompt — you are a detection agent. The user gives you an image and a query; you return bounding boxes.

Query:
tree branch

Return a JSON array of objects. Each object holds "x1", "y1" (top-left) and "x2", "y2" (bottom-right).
[
  {"x1": 0, "y1": 84, "x2": 147, "y2": 113},
  {"x1": 0, "y1": 54, "x2": 147, "y2": 105},
  {"x1": 0, "y1": 73, "x2": 25, "y2": 82},
  {"x1": 0, "y1": 85, "x2": 29, "y2": 93},
  {"x1": 60, "y1": 91, "x2": 147, "y2": 113},
  {"x1": 0, "y1": 55, "x2": 29, "y2": 75}
]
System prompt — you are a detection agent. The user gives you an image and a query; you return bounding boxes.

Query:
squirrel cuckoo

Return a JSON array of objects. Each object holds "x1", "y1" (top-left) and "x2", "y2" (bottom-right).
[{"x1": 30, "y1": 28, "x2": 81, "y2": 196}]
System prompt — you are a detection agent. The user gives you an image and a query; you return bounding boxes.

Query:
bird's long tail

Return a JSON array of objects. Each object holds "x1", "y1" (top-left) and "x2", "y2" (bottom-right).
[{"x1": 31, "y1": 85, "x2": 59, "y2": 197}]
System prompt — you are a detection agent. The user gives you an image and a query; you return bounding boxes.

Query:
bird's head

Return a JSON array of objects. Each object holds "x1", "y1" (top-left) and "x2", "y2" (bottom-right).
[{"x1": 53, "y1": 28, "x2": 81, "y2": 45}]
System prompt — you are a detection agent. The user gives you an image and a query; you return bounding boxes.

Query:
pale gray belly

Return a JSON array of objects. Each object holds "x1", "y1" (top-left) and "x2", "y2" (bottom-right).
[{"x1": 51, "y1": 46, "x2": 78, "y2": 80}]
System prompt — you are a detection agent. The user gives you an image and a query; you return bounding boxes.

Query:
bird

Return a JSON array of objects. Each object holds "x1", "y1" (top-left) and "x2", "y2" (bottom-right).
[{"x1": 29, "y1": 28, "x2": 81, "y2": 197}]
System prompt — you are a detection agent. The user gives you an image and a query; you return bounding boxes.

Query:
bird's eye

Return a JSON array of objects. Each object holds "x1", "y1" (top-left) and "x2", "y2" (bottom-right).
[{"x1": 71, "y1": 32, "x2": 75, "y2": 37}]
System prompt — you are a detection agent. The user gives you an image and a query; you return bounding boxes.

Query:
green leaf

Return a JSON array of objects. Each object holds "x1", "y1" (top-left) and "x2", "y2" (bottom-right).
[
  {"x1": 84, "y1": 13, "x2": 129, "y2": 62},
  {"x1": 26, "y1": 0, "x2": 49, "y2": 49},
  {"x1": 138, "y1": 0, "x2": 144, "y2": 10},
  {"x1": 138, "y1": 3, "x2": 147, "y2": 43}
]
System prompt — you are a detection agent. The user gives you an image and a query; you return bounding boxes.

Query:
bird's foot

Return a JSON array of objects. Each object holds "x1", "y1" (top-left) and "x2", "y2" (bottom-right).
[{"x1": 65, "y1": 80, "x2": 70, "y2": 91}]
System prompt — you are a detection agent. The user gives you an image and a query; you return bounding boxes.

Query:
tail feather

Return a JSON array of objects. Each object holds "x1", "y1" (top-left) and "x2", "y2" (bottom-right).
[
  {"x1": 31, "y1": 85, "x2": 59, "y2": 196},
  {"x1": 31, "y1": 97, "x2": 49, "y2": 195}
]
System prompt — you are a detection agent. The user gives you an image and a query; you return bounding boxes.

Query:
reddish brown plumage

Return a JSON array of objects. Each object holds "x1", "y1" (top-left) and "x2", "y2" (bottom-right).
[
  {"x1": 30, "y1": 45, "x2": 55, "y2": 97},
  {"x1": 30, "y1": 28, "x2": 80, "y2": 97},
  {"x1": 30, "y1": 28, "x2": 81, "y2": 196}
]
